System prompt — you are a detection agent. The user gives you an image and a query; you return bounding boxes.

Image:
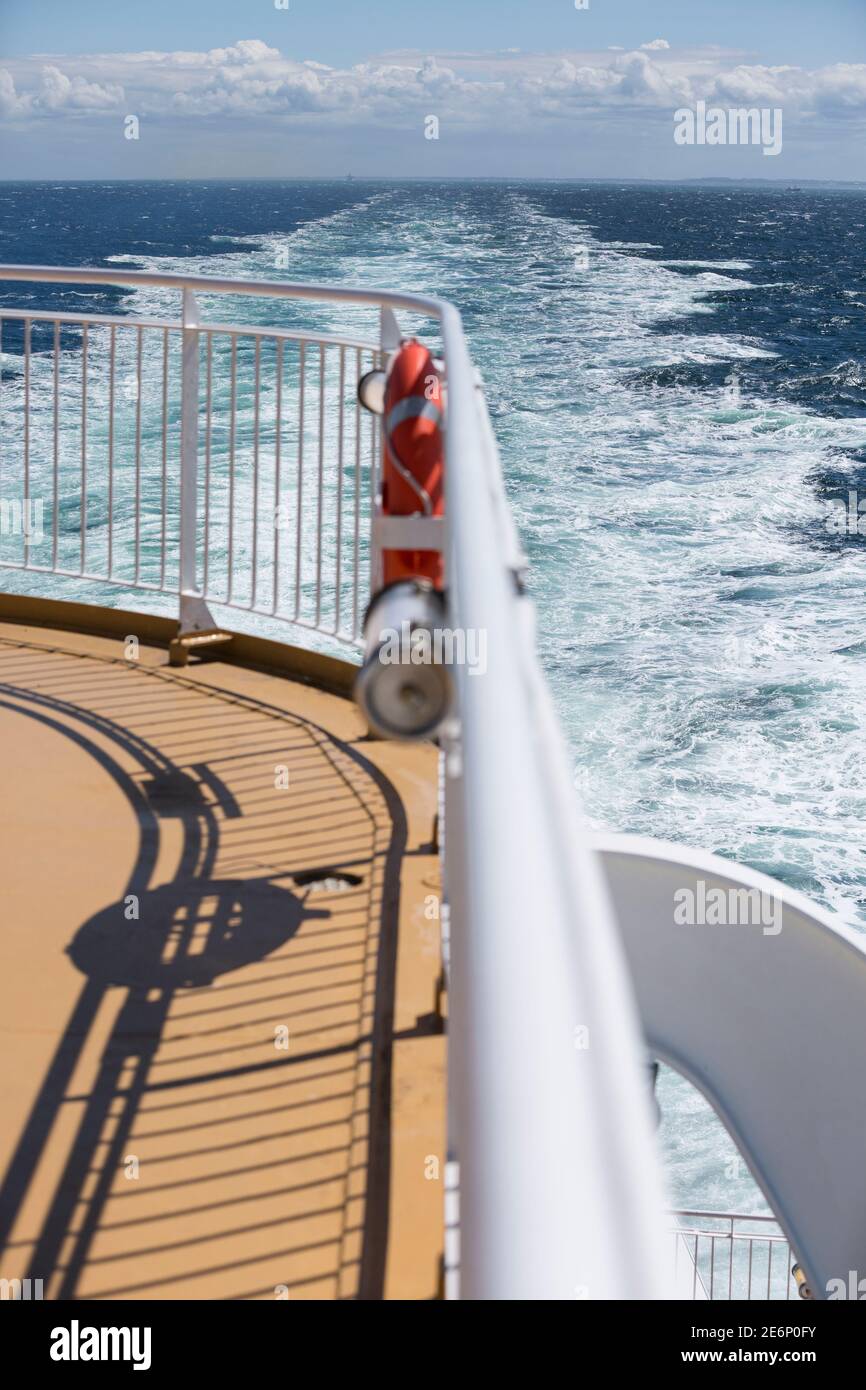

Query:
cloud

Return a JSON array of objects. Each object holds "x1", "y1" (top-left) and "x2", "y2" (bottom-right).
[
  {"x1": 613, "y1": 51, "x2": 692, "y2": 106},
  {"x1": 0, "y1": 63, "x2": 123, "y2": 115},
  {"x1": 0, "y1": 69, "x2": 30, "y2": 118},
  {"x1": 1, "y1": 38, "x2": 865, "y2": 133},
  {"x1": 37, "y1": 65, "x2": 124, "y2": 112},
  {"x1": 811, "y1": 63, "x2": 866, "y2": 112}
]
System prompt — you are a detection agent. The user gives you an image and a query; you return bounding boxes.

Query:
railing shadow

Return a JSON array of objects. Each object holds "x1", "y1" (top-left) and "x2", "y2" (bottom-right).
[{"x1": 0, "y1": 640, "x2": 407, "y2": 1299}]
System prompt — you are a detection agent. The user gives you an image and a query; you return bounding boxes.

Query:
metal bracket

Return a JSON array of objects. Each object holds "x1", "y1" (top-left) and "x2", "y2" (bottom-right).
[
  {"x1": 178, "y1": 592, "x2": 219, "y2": 635},
  {"x1": 172, "y1": 593, "x2": 231, "y2": 666},
  {"x1": 169, "y1": 625, "x2": 233, "y2": 668},
  {"x1": 380, "y1": 306, "x2": 402, "y2": 352},
  {"x1": 372, "y1": 515, "x2": 444, "y2": 553}
]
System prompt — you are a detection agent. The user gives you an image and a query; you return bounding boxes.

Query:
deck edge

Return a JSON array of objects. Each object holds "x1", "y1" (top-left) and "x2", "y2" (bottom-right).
[{"x1": 0, "y1": 593, "x2": 358, "y2": 697}]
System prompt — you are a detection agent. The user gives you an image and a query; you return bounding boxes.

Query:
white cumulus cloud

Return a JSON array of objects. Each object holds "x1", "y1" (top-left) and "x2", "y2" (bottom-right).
[
  {"x1": 37, "y1": 65, "x2": 124, "y2": 112},
  {"x1": 0, "y1": 38, "x2": 864, "y2": 135}
]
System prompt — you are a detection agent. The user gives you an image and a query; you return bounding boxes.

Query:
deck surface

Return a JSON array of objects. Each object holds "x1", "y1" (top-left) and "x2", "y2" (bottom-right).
[{"x1": 0, "y1": 618, "x2": 444, "y2": 1300}]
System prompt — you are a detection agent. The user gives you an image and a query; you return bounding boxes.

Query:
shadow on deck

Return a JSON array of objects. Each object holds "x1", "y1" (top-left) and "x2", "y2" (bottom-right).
[{"x1": 0, "y1": 626, "x2": 443, "y2": 1300}]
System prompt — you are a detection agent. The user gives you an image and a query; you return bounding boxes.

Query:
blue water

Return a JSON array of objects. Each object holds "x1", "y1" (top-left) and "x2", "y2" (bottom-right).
[{"x1": 2, "y1": 179, "x2": 866, "y2": 1216}]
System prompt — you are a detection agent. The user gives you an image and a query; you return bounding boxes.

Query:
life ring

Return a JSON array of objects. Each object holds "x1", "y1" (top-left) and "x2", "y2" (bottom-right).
[{"x1": 381, "y1": 339, "x2": 444, "y2": 587}]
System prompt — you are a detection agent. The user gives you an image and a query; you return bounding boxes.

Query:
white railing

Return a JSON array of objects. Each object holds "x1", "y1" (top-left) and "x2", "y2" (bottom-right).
[
  {"x1": 0, "y1": 270, "x2": 385, "y2": 647},
  {"x1": 0, "y1": 264, "x2": 671, "y2": 1299},
  {"x1": 671, "y1": 1211, "x2": 799, "y2": 1300}
]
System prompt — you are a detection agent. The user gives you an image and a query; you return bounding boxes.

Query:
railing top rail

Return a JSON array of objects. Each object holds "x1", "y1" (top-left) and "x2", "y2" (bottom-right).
[
  {"x1": 0, "y1": 263, "x2": 446, "y2": 320},
  {"x1": 672, "y1": 1210, "x2": 781, "y2": 1225},
  {"x1": 0, "y1": 306, "x2": 378, "y2": 352},
  {"x1": 678, "y1": 1233, "x2": 791, "y2": 1248}
]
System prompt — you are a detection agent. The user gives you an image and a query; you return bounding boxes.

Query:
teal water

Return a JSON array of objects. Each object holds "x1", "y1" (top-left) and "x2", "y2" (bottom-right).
[{"x1": 3, "y1": 179, "x2": 866, "y2": 1216}]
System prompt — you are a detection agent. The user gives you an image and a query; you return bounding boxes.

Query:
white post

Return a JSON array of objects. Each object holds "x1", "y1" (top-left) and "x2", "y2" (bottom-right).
[
  {"x1": 178, "y1": 288, "x2": 212, "y2": 632},
  {"x1": 370, "y1": 308, "x2": 401, "y2": 594}
]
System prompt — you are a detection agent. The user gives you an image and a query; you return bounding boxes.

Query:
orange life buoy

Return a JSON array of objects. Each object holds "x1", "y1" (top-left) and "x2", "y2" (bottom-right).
[{"x1": 381, "y1": 340, "x2": 444, "y2": 588}]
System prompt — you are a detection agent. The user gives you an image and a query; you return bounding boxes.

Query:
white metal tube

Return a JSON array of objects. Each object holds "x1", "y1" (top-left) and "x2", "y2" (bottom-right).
[
  {"x1": 179, "y1": 289, "x2": 201, "y2": 610},
  {"x1": 134, "y1": 326, "x2": 142, "y2": 584},
  {"x1": 80, "y1": 322, "x2": 88, "y2": 575},
  {"x1": 203, "y1": 333, "x2": 213, "y2": 597},
  {"x1": 251, "y1": 335, "x2": 261, "y2": 612},
  {"x1": 438, "y1": 298, "x2": 670, "y2": 1299},
  {"x1": 52, "y1": 320, "x2": 60, "y2": 571},
  {"x1": 0, "y1": 263, "x2": 445, "y2": 320},
  {"x1": 107, "y1": 324, "x2": 115, "y2": 578},
  {"x1": 294, "y1": 341, "x2": 305, "y2": 620},
  {"x1": 272, "y1": 337, "x2": 283, "y2": 617},
  {"x1": 335, "y1": 345, "x2": 345, "y2": 637}
]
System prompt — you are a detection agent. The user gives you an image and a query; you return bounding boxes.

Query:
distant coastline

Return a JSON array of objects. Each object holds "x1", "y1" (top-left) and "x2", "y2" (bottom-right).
[{"x1": 1, "y1": 175, "x2": 865, "y2": 188}]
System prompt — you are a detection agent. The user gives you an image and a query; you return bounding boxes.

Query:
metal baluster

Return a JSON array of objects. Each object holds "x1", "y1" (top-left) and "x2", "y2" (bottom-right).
[
  {"x1": 272, "y1": 338, "x2": 283, "y2": 615},
  {"x1": 134, "y1": 326, "x2": 143, "y2": 584},
  {"x1": 334, "y1": 345, "x2": 345, "y2": 635},
  {"x1": 251, "y1": 335, "x2": 261, "y2": 610},
  {"x1": 369, "y1": 380, "x2": 378, "y2": 591},
  {"x1": 315, "y1": 343, "x2": 325, "y2": 627},
  {"x1": 203, "y1": 332, "x2": 213, "y2": 598},
  {"x1": 107, "y1": 325, "x2": 115, "y2": 578},
  {"x1": 352, "y1": 347, "x2": 361, "y2": 639},
  {"x1": 294, "y1": 340, "x2": 305, "y2": 620},
  {"x1": 160, "y1": 326, "x2": 169, "y2": 588},
  {"x1": 178, "y1": 288, "x2": 201, "y2": 623},
  {"x1": 52, "y1": 321, "x2": 60, "y2": 571},
  {"x1": 23, "y1": 317, "x2": 31, "y2": 567},
  {"x1": 227, "y1": 334, "x2": 237, "y2": 605},
  {"x1": 80, "y1": 322, "x2": 88, "y2": 573}
]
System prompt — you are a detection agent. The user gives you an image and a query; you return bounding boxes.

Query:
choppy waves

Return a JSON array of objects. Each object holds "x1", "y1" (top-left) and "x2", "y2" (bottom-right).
[{"x1": 6, "y1": 181, "x2": 866, "y2": 1213}]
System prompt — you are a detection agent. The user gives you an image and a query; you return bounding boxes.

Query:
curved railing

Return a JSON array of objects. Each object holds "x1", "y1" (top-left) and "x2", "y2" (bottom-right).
[
  {"x1": 0, "y1": 264, "x2": 671, "y2": 1299},
  {"x1": 0, "y1": 265, "x2": 396, "y2": 649},
  {"x1": 670, "y1": 1211, "x2": 797, "y2": 1301}
]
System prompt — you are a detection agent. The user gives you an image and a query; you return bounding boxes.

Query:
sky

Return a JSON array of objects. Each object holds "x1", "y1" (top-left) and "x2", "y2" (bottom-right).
[{"x1": 1, "y1": 0, "x2": 865, "y2": 180}]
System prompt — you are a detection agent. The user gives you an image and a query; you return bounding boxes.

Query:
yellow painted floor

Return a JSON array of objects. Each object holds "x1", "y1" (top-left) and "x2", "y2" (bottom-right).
[{"x1": 0, "y1": 619, "x2": 445, "y2": 1300}]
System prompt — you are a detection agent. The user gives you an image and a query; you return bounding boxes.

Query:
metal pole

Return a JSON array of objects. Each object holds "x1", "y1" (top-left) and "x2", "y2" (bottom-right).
[{"x1": 178, "y1": 288, "x2": 209, "y2": 632}]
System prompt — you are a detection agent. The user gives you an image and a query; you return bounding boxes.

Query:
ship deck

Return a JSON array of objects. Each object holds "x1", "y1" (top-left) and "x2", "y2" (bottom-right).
[{"x1": 0, "y1": 601, "x2": 445, "y2": 1300}]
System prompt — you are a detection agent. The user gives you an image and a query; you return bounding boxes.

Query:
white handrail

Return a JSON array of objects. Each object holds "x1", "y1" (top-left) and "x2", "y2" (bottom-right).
[
  {"x1": 669, "y1": 1211, "x2": 797, "y2": 1300},
  {"x1": 0, "y1": 264, "x2": 671, "y2": 1299},
  {"x1": 0, "y1": 262, "x2": 445, "y2": 317}
]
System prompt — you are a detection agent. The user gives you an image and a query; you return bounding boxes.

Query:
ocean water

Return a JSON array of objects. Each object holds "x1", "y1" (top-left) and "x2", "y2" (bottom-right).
[{"x1": 2, "y1": 179, "x2": 866, "y2": 1217}]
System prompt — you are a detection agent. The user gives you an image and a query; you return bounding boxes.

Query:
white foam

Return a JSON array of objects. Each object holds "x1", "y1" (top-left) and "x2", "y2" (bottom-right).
[{"x1": 7, "y1": 185, "x2": 865, "y2": 1217}]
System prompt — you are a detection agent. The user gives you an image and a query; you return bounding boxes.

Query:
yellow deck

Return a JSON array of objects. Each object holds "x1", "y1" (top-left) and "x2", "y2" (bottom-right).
[{"x1": 0, "y1": 606, "x2": 445, "y2": 1300}]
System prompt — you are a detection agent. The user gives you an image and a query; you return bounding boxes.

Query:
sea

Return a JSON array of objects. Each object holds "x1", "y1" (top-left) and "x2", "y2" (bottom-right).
[{"x1": 2, "y1": 178, "x2": 866, "y2": 1218}]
